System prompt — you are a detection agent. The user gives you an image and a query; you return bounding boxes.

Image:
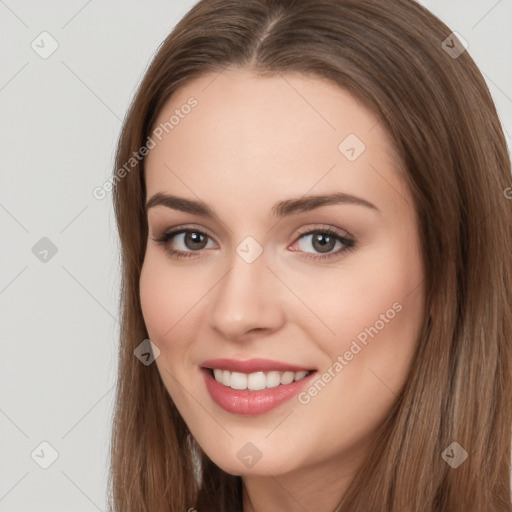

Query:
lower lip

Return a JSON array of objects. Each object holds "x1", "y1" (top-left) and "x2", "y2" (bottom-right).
[{"x1": 201, "y1": 368, "x2": 316, "y2": 415}]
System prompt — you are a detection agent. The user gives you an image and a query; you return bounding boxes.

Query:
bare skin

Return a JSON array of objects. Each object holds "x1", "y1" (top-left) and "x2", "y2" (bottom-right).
[{"x1": 140, "y1": 67, "x2": 425, "y2": 512}]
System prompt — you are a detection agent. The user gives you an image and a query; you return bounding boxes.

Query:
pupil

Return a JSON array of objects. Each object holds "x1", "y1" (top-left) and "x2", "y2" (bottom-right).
[
  {"x1": 313, "y1": 233, "x2": 335, "y2": 253},
  {"x1": 187, "y1": 232, "x2": 206, "y2": 249}
]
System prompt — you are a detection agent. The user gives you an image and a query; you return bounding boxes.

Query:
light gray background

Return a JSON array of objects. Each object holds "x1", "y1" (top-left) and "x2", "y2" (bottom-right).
[{"x1": 1, "y1": 1, "x2": 511, "y2": 510}]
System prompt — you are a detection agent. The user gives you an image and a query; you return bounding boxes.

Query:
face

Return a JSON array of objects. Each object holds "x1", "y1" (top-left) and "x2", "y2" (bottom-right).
[{"x1": 140, "y1": 68, "x2": 425, "y2": 480}]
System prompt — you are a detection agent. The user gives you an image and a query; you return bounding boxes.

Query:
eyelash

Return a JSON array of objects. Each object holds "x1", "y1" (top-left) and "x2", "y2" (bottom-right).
[{"x1": 151, "y1": 225, "x2": 356, "y2": 262}]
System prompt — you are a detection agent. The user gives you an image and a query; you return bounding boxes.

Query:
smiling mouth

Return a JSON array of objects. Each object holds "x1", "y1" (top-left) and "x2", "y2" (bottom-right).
[
  {"x1": 206, "y1": 368, "x2": 314, "y2": 391},
  {"x1": 201, "y1": 364, "x2": 318, "y2": 415}
]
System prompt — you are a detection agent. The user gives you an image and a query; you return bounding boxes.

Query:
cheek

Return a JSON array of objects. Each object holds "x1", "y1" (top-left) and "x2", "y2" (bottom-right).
[
  {"x1": 287, "y1": 230, "x2": 425, "y2": 440},
  {"x1": 139, "y1": 254, "x2": 206, "y2": 412},
  {"x1": 139, "y1": 253, "x2": 199, "y2": 352},
  {"x1": 289, "y1": 261, "x2": 424, "y2": 462},
  {"x1": 302, "y1": 237, "x2": 424, "y2": 412},
  {"x1": 287, "y1": 243, "x2": 423, "y2": 358}
]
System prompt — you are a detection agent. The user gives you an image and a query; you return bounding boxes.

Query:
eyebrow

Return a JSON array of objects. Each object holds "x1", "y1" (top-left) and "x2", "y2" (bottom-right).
[{"x1": 145, "y1": 191, "x2": 380, "y2": 219}]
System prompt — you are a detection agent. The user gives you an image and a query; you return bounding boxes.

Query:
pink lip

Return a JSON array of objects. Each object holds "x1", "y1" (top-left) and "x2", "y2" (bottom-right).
[
  {"x1": 200, "y1": 367, "x2": 317, "y2": 415},
  {"x1": 200, "y1": 357, "x2": 313, "y2": 373}
]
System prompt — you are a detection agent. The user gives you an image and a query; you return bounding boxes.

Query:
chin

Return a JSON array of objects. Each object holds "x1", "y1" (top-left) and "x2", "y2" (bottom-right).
[{"x1": 197, "y1": 439, "x2": 300, "y2": 477}]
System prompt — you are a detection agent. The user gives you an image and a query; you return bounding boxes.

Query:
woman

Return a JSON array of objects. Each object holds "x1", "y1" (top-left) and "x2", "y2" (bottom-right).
[{"x1": 108, "y1": 0, "x2": 512, "y2": 510}]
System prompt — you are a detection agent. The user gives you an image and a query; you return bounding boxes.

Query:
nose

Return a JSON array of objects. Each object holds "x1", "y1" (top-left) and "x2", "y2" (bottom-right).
[{"x1": 207, "y1": 247, "x2": 286, "y2": 342}]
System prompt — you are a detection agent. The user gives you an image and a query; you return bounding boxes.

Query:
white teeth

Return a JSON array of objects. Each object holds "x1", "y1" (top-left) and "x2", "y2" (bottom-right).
[
  {"x1": 266, "y1": 371, "x2": 281, "y2": 388},
  {"x1": 230, "y1": 371, "x2": 247, "y2": 390},
  {"x1": 210, "y1": 368, "x2": 311, "y2": 390},
  {"x1": 280, "y1": 371, "x2": 295, "y2": 385},
  {"x1": 247, "y1": 371, "x2": 266, "y2": 390},
  {"x1": 294, "y1": 370, "x2": 308, "y2": 381}
]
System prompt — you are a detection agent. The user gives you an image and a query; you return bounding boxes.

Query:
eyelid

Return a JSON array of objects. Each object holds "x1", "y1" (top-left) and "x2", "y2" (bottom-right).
[
  {"x1": 293, "y1": 223, "x2": 353, "y2": 240},
  {"x1": 153, "y1": 223, "x2": 218, "y2": 243}
]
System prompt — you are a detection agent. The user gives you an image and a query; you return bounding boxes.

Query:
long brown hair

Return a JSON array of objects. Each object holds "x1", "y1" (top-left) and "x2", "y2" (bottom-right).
[{"x1": 108, "y1": 1, "x2": 512, "y2": 510}]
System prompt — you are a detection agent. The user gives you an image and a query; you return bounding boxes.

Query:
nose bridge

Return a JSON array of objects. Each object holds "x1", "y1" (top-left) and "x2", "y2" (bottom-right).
[{"x1": 208, "y1": 240, "x2": 285, "y2": 339}]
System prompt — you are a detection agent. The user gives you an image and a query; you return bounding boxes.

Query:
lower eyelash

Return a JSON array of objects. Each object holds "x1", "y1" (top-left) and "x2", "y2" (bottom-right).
[
  {"x1": 163, "y1": 247, "x2": 195, "y2": 259},
  {"x1": 152, "y1": 229, "x2": 356, "y2": 261}
]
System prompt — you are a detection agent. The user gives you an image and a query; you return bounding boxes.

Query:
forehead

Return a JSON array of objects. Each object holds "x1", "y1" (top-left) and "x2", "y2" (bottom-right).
[{"x1": 144, "y1": 68, "x2": 411, "y2": 218}]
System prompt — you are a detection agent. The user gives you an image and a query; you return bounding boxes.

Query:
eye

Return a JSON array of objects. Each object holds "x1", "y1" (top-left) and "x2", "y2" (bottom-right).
[
  {"x1": 290, "y1": 226, "x2": 356, "y2": 261},
  {"x1": 151, "y1": 227, "x2": 217, "y2": 259}
]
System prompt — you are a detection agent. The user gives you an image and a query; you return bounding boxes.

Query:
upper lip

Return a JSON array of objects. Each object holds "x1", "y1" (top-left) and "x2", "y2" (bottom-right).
[{"x1": 200, "y1": 358, "x2": 314, "y2": 373}]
